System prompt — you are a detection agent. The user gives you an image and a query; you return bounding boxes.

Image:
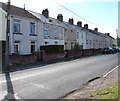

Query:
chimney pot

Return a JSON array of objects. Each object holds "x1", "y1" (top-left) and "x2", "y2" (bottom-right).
[
  {"x1": 77, "y1": 21, "x2": 82, "y2": 27},
  {"x1": 94, "y1": 28, "x2": 98, "y2": 32},
  {"x1": 107, "y1": 33, "x2": 110, "y2": 36},
  {"x1": 57, "y1": 14, "x2": 63, "y2": 22},
  {"x1": 42, "y1": 9, "x2": 49, "y2": 17},
  {"x1": 84, "y1": 24, "x2": 88, "y2": 29},
  {"x1": 68, "y1": 18, "x2": 74, "y2": 25}
]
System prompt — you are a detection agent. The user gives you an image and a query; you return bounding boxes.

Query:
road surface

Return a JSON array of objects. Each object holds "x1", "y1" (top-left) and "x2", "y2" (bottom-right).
[{"x1": 0, "y1": 53, "x2": 119, "y2": 100}]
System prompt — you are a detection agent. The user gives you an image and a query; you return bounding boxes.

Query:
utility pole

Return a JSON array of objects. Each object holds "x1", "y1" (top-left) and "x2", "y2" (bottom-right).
[{"x1": 5, "y1": 0, "x2": 10, "y2": 71}]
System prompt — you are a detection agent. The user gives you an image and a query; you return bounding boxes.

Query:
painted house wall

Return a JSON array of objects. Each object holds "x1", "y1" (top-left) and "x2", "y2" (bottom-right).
[
  {"x1": 0, "y1": 8, "x2": 7, "y2": 41},
  {"x1": 64, "y1": 27, "x2": 76, "y2": 50},
  {"x1": 9, "y1": 15, "x2": 44, "y2": 55},
  {"x1": 76, "y1": 28, "x2": 86, "y2": 49},
  {"x1": 43, "y1": 23, "x2": 64, "y2": 46},
  {"x1": 29, "y1": 11, "x2": 65, "y2": 48}
]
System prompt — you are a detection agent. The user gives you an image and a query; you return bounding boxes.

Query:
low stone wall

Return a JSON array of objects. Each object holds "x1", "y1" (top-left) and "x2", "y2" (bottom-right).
[{"x1": 10, "y1": 54, "x2": 37, "y2": 65}]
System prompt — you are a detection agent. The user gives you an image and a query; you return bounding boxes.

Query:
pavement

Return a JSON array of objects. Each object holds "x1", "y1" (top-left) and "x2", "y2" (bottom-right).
[{"x1": 63, "y1": 65, "x2": 119, "y2": 99}]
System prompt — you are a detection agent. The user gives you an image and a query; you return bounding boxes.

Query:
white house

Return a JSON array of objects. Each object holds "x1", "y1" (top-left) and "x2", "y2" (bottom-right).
[
  {"x1": 0, "y1": 7, "x2": 7, "y2": 41},
  {"x1": 29, "y1": 9, "x2": 65, "y2": 48},
  {"x1": 0, "y1": 2, "x2": 44, "y2": 55},
  {"x1": 0, "y1": 6, "x2": 7, "y2": 68},
  {"x1": 0, "y1": 2, "x2": 116, "y2": 57}
]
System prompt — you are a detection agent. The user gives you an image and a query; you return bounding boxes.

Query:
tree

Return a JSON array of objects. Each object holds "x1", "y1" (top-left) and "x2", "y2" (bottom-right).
[{"x1": 73, "y1": 43, "x2": 80, "y2": 51}]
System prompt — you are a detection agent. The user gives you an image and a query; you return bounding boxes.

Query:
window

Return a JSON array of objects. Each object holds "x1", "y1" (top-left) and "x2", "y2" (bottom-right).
[
  {"x1": 71, "y1": 42, "x2": 73, "y2": 49},
  {"x1": 54, "y1": 29, "x2": 58, "y2": 38},
  {"x1": 77, "y1": 34, "x2": 79, "y2": 39},
  {"x1": 31, "y1": 42, "x2": 35, "y2": 53},
  {"x1": 14, "y1": 42, "x2": 19, "y2": 53},
  {"x1": 81, "y1": 33, "x2": 83, "y2": 39},
  {"x1": 45, "y1": 41, "x2": 49, "y2": 45},
  {"x1": 44, "y1": 27, "x2": 49, "y2": 36},
  {"x1": 30, "y1": 23, "x2": 35, "y2": 34},
  {"x1": 14, "y1": 20, "x2": 20, "y2": 33},
  {"x1": 55, "y1": 41, "x2": 58, "y2": 45}
]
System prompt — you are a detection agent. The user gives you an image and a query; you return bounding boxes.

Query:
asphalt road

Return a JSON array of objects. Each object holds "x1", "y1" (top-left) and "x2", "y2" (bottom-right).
[{"x1": 0, "y1": 53, "x2": 119, "y2": 100}]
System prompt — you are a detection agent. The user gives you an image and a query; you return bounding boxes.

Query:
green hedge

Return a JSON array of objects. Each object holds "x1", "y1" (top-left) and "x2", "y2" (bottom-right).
[{"x1": 40, "y1": 45, "x2": 64, "y2": 54}]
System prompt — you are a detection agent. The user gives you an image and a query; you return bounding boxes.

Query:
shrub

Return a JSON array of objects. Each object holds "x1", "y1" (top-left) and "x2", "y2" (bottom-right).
[
  {"x1": 73, "y1": 43, "x2": 81, "y2": 52},
  {"x1": 40, "y1": 45, "x2": 64, "y2": 54}
]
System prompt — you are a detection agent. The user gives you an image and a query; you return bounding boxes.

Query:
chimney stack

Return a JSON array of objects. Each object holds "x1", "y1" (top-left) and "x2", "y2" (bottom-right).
[
  {"x1": 42, "y1": 9, "x2": 49, "y2": 18},
  {"x1": 94, "y1": 28, "x2": 98, "y2": 32},
  {"x1": 77, "y1": 21, "x2": 82, "y2": 27},
  {"x1": 68, "y1": 18, "x2": 74, "y2": 25},
  {"x1": 107, "y1": 33, "x2": 110, "y2": 36},
  {"x1": 57, "y1": 14, "x2": 63, "y2": 22},
  {"x1": 84, "y1": 24, "x2": 88, "y2": 29}
]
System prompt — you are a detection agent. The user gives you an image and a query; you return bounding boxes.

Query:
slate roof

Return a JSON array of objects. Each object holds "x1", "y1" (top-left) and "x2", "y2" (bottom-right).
[
  {"x1": 29, "y1": 10, "x2": 66, "y2": 28},
  {"x1": 0, "y1": 2, "x2": 39, "y2": 20}
]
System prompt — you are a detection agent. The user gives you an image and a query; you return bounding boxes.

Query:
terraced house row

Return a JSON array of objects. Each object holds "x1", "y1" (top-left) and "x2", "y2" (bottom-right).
[{"x1": 0, "y1": 2, "x2": 116, "y2": 56}]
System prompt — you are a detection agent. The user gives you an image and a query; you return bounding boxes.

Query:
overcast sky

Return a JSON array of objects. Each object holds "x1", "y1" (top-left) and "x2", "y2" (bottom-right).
[{"x1": 0, "y1": 0, "x2": 119, "y2": 38}]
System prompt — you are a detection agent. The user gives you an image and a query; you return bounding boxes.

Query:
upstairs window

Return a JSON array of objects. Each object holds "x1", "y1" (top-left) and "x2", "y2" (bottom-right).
[
  {"x1": 44, "y1": 27, "x2": 49, "y2": 37},
  {"x1": 81, "y1": 33, "x2": 83, "y2": 39},
  {"x1": 77, "y1": 34, "x2": 79, "y2": 39},
  {"x1": 54, "y1": 29, "x2": 58, "y2": 38},
  {"x1": 30, "y1": 23, "x2": 35, "y2": 34},
  {"x1": 14, "y1": 20, "x2": 20, "y2": 33}
]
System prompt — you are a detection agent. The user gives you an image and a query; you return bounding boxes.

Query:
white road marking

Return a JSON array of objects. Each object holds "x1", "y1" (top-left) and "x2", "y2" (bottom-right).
[
  {"x1": 30, "y1": 83, "x2": 45, "y2": 88},
  {"x1": 0, "y1": 70, "x2": 52, "y2": 84},
  {"x1": 103, "y1": 65, "x2": 119, "y2": 78},
  {"x1": 30, "y1": 83, "x2": 53, "y2": 91}
]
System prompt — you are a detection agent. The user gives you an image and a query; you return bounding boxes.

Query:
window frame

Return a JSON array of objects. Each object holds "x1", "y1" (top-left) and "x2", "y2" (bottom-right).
[
  {"x1": 44, "y1": 27, "x2": 49, "y2": 37},
  {"x1": 14, "y1": 41, "x2": 20, "y2": 53},
  {"x1": 31, "y1": 42, "x2": 36, "y2": 53},
  {"x1": 54, "y1": 29, "x2": 58, "y2": 38},
  {"x1": 14, "y1": 19, "x2": 20, "y2": 33},
  {"x1": 30, "y1": 22, "x2": 35, "y2": 35}
]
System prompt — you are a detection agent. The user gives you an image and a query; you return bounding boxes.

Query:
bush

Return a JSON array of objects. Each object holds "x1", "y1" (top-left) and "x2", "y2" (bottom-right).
[
  {"x1": 73, "y1": 43, "x2": 81, "y2": 52},
  {"x1": 40, "y1": 45, "x2": 64, "y2": 54}
]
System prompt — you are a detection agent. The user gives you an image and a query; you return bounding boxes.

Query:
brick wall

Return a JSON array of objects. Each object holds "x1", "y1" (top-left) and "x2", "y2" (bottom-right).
[
  {"x1": 10, "y1": 54, "x2": 37, "y2": 65},
  {"x1": 66, "y1": 50, "x2": 83, "y2": 58},
  {"x1": 9, "y1": 49, "x2": 102, "y2": 66},
  {"x1": 66, "y1": 49, "x2": 102, "y2": 58},
  {"x1": 42, "y1": 52, "x2": 65, "y2": 62}
]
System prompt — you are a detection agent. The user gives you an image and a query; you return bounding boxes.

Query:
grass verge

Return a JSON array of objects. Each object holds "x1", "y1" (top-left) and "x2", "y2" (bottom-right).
[{"x1": 90, "y1": 81, "x2": 120, "y2": 101}]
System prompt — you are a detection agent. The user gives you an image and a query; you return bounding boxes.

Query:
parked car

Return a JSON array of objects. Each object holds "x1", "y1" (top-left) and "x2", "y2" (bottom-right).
[
  {"x1": 113, "y1": 47, "x2": 119, "y2": 52},
  {"x1": 118, "y1": 47, "x2": 120, "y2": 52},
  {"x1": 102, "y1": 47, "x2": 114, "y2": 54}
]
